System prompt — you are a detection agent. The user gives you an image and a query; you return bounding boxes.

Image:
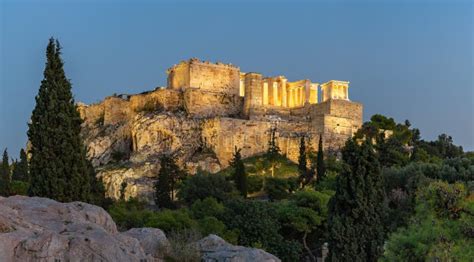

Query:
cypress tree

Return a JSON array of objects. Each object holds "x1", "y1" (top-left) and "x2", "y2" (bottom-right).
[
  {"x1": 229, "y1": 147, "x2": 247, "y2": 197},
  {"x1": 266, "y1": 127, "x2": 281, "y2": 177},
  {"x1": 0, "y1": 149, "x2": 11, "y2": 196},
  {"x1": 297, "y1": 136, "x2": 308, "y2": 185},
  {"x1": 12, "y1": 148, "x2": 28, "y2": 182},
  {"x1": 316, "y1": 135, "x2": 326, "y2": 182},
  {"x1": 328, "y1": 139, "x2": 386, "y2": 262},
  {"x1": 155, "y1": 154, "x2": 184, "y2": 208},
  {"x1": 28, "y1": 38, "x2": 99, "y2": 202}
]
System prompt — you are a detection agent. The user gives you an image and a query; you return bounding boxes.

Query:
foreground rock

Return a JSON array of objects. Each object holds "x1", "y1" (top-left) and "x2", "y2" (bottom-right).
[
  {"x1": 0, "y1": 196, "x2": 279, "y2": 262},
  {"x1": 199, "y1": 234, "x2": 280, "y2": 262}
]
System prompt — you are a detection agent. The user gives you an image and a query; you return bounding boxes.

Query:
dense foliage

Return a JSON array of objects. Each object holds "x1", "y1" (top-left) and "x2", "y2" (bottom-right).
[
  {"x1": 229, "y1": 147, "x2": 247, "y2": 197},
  {"x1": 383, "y1": 181, "x2": 473, "y2": 261},
  {"x1": 27, "y1": 39, "x2": 104, "y2": 203},
  {"x1": 0, "y1": 149, "x2": 11, "y2": 196},
  {"x1": 328, "y1": 140, "x2": 386, "y2": 261},
  {"x1": 155, "y1": 154, "x2": 185, "y2": 208}
]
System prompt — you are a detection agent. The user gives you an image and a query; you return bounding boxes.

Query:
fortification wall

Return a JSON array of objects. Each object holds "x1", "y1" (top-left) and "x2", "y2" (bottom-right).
[
  {"x1": 188, "y1": 61, "x2": 240, "y2": 95},
  {"x1": 202, "y1": 118, "x2": 316, "y2": 166},
  {"x1": 129, "y1": 89, "x2": 183, "y2": 113},
  {"x1": 184, "y1": 88, "x2": 243, "y2": 118},
  {"x1": 167, "y1": 62, "x2": 189, "y2": 89},
  {"x1": 78, "y1": 88, "x2": 183, "y2": 127}
]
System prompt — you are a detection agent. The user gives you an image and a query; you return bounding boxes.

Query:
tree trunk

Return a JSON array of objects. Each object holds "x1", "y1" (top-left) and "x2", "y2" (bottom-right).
[{"x1": 303, "y1": 231, "x2": 316, "y2": 262}]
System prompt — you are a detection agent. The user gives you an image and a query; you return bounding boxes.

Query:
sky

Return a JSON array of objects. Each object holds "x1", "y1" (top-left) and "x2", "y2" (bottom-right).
[{"x1": 0, "y1": 0, "x2": 473, "y2": 158}]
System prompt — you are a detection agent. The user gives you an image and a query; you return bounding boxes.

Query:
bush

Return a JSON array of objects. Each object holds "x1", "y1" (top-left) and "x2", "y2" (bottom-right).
[
  {"x1": 10, "y1": 180, "x2": 29, "y2": 195},
  {"x1": 165, "y1": 228, "x2": 202, "y2": 262},
  {"x1": 190, "y1": 197, "x2": 225, "y2": 219},
  {"x1": 247, "y1": 175, "x2": 264, "y2": 193},
  {"x1": 107, "y1": 199, "x2": 154, "y2": 230},
  {"x1": 144, "y1": 209, "x2": 197, "y2": 233},
  {"x1": 178, "y1": 172, "x2": 237, "y2": 204},
  {"x1": 383, "y1": 181, "x2": 474, "y2": 261},
  {"x1": 264, "y1": 177, "x2": 291, "y2": 201},
  {"x1": 221, "y1": 199, "x2": 302, "y2": 261}
]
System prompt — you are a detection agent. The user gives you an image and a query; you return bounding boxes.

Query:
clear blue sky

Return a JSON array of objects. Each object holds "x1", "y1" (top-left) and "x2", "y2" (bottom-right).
[{"x1": 1, "y1": 0, "x2": 473, "y2": 158}]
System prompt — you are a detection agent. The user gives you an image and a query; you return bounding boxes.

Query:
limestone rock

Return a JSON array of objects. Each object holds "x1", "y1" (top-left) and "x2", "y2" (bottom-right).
[
  {"x1": 198, "y1": 234, "x2": 281, "y2": 262},
  {"x1": 0, "y1": 196, "x2": 281, "y2": 262},
  {"x1": 122, "y1": 228, "x2": 171, "y2": 259},
  {"x1": 0, "y1": 196, "x2": 152, "y2": 262}
]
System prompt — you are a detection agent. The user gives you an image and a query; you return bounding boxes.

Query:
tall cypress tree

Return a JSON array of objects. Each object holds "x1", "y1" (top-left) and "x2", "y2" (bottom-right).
[
  {"x1": 297, "y1": 136, "x2": 308, "y2": 185},
  {"x1": 266, "y1": 127, "x2": 281, "y2": 177},
  {"x1": 28, "y1": 38, "x2": 99, "y2": 202},
  {"x1": 12, "y1": 148, "x2": 28, "y2": 182},
  {"x1": 316, "y1": 135, "x2": 325, "y2": 182},
  {"x1": 0, "y1": 149, "x2": 11, "y2": 196},
  {"x1": 155, "y1": 154, "x2": 184, "y2": 208},
  {"x1": 230, "y1": 147, "x2": 247, "y2": 197},
  {"x1": 328, "y1": 139, "x2": 386, "y2": 262}
]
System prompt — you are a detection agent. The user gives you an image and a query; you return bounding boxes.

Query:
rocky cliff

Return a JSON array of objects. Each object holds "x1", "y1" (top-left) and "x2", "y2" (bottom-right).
[
  {"x1": 78, "y1": 89, "x2": 316, "y2": 203},
  {"x1": 0, "y1": 196, "x2": 280, "y2": 262}
]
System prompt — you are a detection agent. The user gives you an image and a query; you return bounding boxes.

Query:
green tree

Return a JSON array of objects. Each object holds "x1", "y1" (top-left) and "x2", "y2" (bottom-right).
[
  {"x1": 298, "y1": 136, "x2": 308, "y2": 186},
  {"x1": 383, "y1": 181, "x2": 474, "y2": 261},
  {"x1": 316, "y1": 135, "x2": 326, "y2": 182},
  {"x1": 178, "y1": 171, "x2": 236, "y2": 204},
  {"x1": 229, "y1": 147, "x2": 247, "y2": 197},
  {"x1": 222, "y1": 199, "x2": 302, "y2": 261},
  {"x1": 328, "y1": 139, "x2": 386, "y2": 262},
  {"x1": 12, "y1": 148, "x2": 28, "y2": 182},
  {"x1": 266, "y1": 127, "x2": 281, "y2": 177},
  {"x1": 0, "y1": 149, "x2": 11, "y2": 196},
  {"x1": 28, "y1": 38, "x2": 100, "y2": 202},
  {"x1": 155, "y1": 154, "x2": 184, "y2": 208}
]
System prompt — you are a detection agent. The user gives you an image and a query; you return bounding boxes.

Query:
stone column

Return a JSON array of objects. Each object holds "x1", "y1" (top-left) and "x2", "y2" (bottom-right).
[
  {"x1": 263, "y1": 82, "x2": 269, "y2": 105},
  {"x1": 304, "y1": 80, "x2": 311, "y2": 105},
  {"x1": 280, "y1": 78, "x2": 287, "y2": 107},
  {"x1": 288, "y1": 89, "x2": 293, "y2": 107}
]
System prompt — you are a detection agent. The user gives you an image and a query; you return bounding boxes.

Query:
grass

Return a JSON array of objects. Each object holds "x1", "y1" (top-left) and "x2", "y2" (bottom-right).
[{"x1": 218, "y1": 153, "x2": 299, "y2": 178}]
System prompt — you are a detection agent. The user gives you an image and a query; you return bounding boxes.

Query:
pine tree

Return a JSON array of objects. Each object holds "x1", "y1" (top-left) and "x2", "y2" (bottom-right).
[
  {"x1": 266, "y1": 127, "x2": 281, "y2": 177},
  {"x1": 229, "y1": 147, "x2": 247, "y2": 197},
  {"x1": 328, "y1": 139, "x2": 386, "y2": 262},
  {"x1": 0, "y1": 149, "x2": 11, "y2": 196},
  {"x1": 155, "y1": 154, "x2": 184, "y2": 208},
  {"x1": 12, "y1": 148, "x2": 28, "y2": 182},
  {"x1": 297, "y1": 136, "x2": 308, "y2": 186},
  {"x1": 316, "y1": 135, "x2": 325, "y2": 182},
  {"x1": 28, "y1": 38, "x2": 101, "y2": 203}
]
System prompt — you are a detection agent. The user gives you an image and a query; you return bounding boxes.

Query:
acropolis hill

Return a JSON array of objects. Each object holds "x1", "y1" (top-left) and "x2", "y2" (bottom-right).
[{"x1": 78, "y1": 58, "x2": 363, "y2": 202}]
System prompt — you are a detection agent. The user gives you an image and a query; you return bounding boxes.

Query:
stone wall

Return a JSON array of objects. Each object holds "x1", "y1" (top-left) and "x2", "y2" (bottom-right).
[
  {"x1": 184, "y1": 88, "x2": 243, "y2": 118},
  {"x1": 189, "y1": 61, "x2": 240, "y2": 95},
  {"x1": 167, "y1": 59, "x2": 240, "y2": 95},
  {"x1": 202, "y1": 118, "x2": 316, "y2": 166}
]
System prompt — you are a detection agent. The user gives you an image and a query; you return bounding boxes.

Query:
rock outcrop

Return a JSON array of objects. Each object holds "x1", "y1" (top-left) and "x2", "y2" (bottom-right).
[
  {"x1": 0, "y1": 196, "x2": 280, "y2": 262},
  {"x1": 198, "y1": 234, "x2": 281, "y2": 262},
  {"x1": 0, "y1": 195, "x2": 154, "y2": 261}
]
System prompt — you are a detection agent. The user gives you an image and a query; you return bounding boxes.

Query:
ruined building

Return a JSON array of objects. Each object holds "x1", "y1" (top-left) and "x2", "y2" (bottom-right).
[{"x1": 78, "y1": 58, "x2": 363, "y2": 202}]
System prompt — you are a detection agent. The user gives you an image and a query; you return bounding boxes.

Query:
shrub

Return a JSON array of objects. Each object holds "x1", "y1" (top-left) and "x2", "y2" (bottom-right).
[
  {"x1": 247, "y1": 175, "x2": 264, "y2": 193},
  {"x1": 144, "y1": 209, "x2": 197, "y2": 233},
  {"x1": 264, "y1": 177, "x2": 291, "y2": 201},
  {"x1": 178, "y1": 172, "x2": 237, "y2": 204},
  {"x1": 190, "y1": 197, "x2": 225, "y2": 219},
  {"x1": 107, "y1": 199, "x2": 154, "y2": 230},
  {"x1": 10, "y1": 181, "x2": 29, "y2": 195},
  {"x1": 165, "y1": 228, "x2": 202, "y2": 262}
]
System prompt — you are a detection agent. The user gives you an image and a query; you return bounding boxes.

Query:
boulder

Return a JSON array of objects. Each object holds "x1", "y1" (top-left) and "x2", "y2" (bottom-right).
[
  {"x1": 122, "y1": 228, "x2": 171, "y2": 259},
  {"x1": 198, "y1": 234, "x2": 281, "y2": 262},
  {"x1": 0, "y1": 196, "x2": 281, "y2": 262},
  {"x1": 0, "y1": 196, "x2": 152, "y2": 262}
]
